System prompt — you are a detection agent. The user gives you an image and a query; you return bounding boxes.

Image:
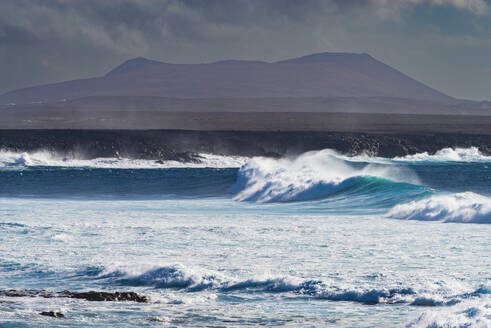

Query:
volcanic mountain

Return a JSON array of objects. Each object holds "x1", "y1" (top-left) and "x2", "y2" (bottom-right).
[
  {"x1": 0, "y1": 52, "x2": 452, "y2": 105},
  {"x1": 2, "y1": 52, "x2": 491, "y2": 125}
]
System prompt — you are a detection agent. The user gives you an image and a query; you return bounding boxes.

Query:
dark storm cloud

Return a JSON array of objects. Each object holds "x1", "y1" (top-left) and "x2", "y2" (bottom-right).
[{"x1": 0, "y1": 0, "x2": 490, "y2": 99}]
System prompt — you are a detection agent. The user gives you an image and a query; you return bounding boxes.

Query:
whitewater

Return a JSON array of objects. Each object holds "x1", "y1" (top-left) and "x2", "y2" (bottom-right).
[{"x1": 0, "y1": 148, "x2": 489, "y2": 327}]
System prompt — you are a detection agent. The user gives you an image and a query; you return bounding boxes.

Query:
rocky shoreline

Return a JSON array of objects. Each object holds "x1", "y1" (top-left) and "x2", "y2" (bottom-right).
[
  {"x1": 0, "y1": 289, "x2": 148, "y2": 302},
  {"x1": 0, "y1": 289, "x2": 149, "y2": 319},
  {"x1": 0, "y1": 130, "x2": 489, "y2": 160}
]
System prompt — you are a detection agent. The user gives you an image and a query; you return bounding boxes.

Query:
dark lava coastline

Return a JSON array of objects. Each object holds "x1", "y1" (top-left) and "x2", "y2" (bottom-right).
[
  {"x1": 0, "y1": 290, "x2": 148, "y2": 303},
  {"x1": 0, "y1": 129, "x2": 489, "y2": 161}
]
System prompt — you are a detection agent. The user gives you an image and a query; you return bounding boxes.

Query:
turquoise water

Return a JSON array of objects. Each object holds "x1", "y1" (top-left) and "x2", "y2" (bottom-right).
[{"x1": 0, "y1": 148, "x2": 489, "y2": 327}]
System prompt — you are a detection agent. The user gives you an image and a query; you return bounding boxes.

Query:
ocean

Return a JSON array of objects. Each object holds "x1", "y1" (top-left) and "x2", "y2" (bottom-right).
[{"x1": 0, "y1": 148, "x2": 489, "y2": 327}]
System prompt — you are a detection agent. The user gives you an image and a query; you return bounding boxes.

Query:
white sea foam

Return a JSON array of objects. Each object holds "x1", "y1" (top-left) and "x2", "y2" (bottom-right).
[
  {"x1": 232, "y1": 149, "x2": 420, "y2": 202},
  {"x1": 324, "y1": 147, "x2": 490, "y2": 164},
  {"x1": 393, "y1": 147, "x2": 491, "y2": 163},
  {"x1": 99, "y1": 263, "x2": 224, "y2": 290},
  {"x1": 0, "y1": 147, "x2": 488, "y2": 169},
  {"x1": 407, "y1": 297, "x2": 491, "y2": 328},
  {"x1": 387, "y1": 192, "x2": 491, "y2": 224},
  {"x1": 2, "y1": 195, "x2": 489, "y2": 326},
  {"x1": 0, "y1": 150, "x2": 247, "y2": 169},
  {"x1": 95, "y1": 264, "x2": 488, "y2": 307}
]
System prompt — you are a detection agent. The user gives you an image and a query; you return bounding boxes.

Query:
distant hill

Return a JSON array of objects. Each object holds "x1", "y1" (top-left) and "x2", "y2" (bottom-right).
[
  {"x1": 0, "y1": 52, "x2": 453, "y2": 105},
  {"x1": 2, "y1": 51, "x2": 491, "y2": 122}
]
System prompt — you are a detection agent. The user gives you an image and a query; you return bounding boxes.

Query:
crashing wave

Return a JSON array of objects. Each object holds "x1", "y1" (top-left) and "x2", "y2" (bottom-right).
[
  {"x1": 407, "y1": 298, "x2": 491, "y2": 328},
  {"x1": 303, "y1": 147, "x2": 490, "y2": 164},
  {"x1": 104, "y1": 265, "x2": 220, "y2": 291},
  {"x1": 0, "y1": 150, "x2": 247, "y2": 169},
  {"x1": 387, "y1": 192, "x2": 491, "y2": 224},
  {"x1": 92, "y1": 264, "x2": 487, "y2": 306},
  {"x1": 393, "y1": 147, "x2": 491, "y2": 163},
  {"x1": 323, "y1": 147, "x2": 490, "y2": 164},
  {"x1": 0, "y1": 147, "x2": 487, "y2": 169},
  {"x1": 231, "y1": 149, "x2": 421, "y2": 202}
]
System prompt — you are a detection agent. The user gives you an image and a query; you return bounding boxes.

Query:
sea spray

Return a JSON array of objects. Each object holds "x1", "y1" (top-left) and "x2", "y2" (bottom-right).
[
  {"x1": 87, "y1": 263, "x2": 490, "y2": 307},
  {"x1": 231, "y1": 149, "x2": 421, "y2": 202},
  {"x1": 0, "y1": 150, "x2": 247, "y2": 169},
  {"x1": 387, "y1": 192, "x2": 491, "y2": 223},
  {"x1": 1, "y1": 147, "x2": 489, "y2": 169},
  {"x1": 393, "y1": 147, "x2": 491, "y2": 163}
]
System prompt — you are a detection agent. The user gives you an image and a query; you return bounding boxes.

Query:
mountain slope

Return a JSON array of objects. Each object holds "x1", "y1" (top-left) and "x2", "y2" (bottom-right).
[{"x1": 0, "y1": 52, "x2": 452, "y2": 105}]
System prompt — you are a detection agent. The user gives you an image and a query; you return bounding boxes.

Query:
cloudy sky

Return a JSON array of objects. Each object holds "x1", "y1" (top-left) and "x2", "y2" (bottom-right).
[{"x1": 1, "y1": 0, "x2": 490, "y2": 100}]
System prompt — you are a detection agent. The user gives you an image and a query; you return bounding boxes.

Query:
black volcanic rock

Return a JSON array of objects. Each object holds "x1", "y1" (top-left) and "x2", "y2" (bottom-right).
[
  {"x1": 0, "y1": 290, "x2": 58, "y2": 298},
  {"x1": 0, "y1": 130, "x2": 489, "y2": 160},
  {"x1": 0, "y1": 289, "x2": 148, "y2": 303},
  {"x1": 0, "y1": 52, "x2": 451, "y2": 106},
  {"x1": 61, "y1": 291, "x2": 148, "y2": 303},
  {"x1": 40, "y1": 311, "x2": 65, "y2": 318}
]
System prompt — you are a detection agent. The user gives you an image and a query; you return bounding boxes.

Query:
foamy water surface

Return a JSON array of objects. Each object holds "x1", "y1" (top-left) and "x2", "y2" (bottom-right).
[{"x1": 0, "y1": 148, "x2": 489, "y2": 327}]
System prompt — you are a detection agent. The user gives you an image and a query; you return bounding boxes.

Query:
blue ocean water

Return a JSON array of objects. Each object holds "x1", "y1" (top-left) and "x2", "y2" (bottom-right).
[{"x1": 0, "y1": 148, "x2": 489, "y2": 327}]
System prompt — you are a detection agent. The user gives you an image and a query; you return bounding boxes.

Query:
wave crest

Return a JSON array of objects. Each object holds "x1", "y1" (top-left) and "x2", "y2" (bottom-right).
[
  {"x1": 97, "y1": 264, "x2": 220, "y2": 291},
  {"x1": 0, "y1": 150, "x2": 247, "y2": 169},
  {"x1": 0, "y1": 147, "x2": 488, "y2": 169},
  {"x1": 231, "y1": 150, "x2": 421, "y2": 202},
  {"x1": 387, "y1": 192, "x2": 491, "y2": 224},
  {"x1": 393, "y1": 147, "x2": 491, "y2": 163},
  {"x1": 407, "y1": 298, "x2": 491, "y2": 328},
  {"x1": 92, "y1": 264, "x2": 487, "y2": 306}
]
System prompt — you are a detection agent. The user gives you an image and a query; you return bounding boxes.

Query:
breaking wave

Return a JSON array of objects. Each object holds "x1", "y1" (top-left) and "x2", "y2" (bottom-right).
[
  {"x1": 231, "y1": 149, "x2": 422, "y2": 202},
  {"x1": 407, "y1": 298, "x2": 491, "y2": 328},
  {"x1": 0, "y1": 150, "x2": 247, "y2": 169},
  {"x1": 387, "y1": 192, "x2": 491, "y2": 224},
  {"x1": 91, "y1": 264, "x2": 489, "y2": 306},
  {"x1": 229, "y1": 149, "x2": 490, "y2": 224},
  {"x1": 1, "y1": 147, "x2": 488, "y2": 170},
  {"x1": 1, "y1": 148, "x2": 488, "y2": 222},
  {"x1": 300, "y1": 147, "x2": 491, "y2": 164},
  {"x1": 0, "y1": 147, "x2": 488, "y2": 170},
  {"x1": 392, "y1": 147, "x2": 491, "y2": 163}
]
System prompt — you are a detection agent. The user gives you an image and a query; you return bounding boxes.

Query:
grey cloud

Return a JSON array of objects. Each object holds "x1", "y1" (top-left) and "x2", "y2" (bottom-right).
[
  {"x1": 0, "y1": 0, "x2": 490, "y2": 99},
  {"x1": 420, "y1": 0, "x2": 488, "y2": 14},
  {"x1": 0, "y1": 0, "x2": 386, "y2": 52}
]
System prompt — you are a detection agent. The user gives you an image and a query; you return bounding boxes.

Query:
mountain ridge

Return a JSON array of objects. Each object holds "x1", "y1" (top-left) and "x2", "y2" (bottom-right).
[{"x1": 0, "y1": 52, "x2": 453, "y2": 106}]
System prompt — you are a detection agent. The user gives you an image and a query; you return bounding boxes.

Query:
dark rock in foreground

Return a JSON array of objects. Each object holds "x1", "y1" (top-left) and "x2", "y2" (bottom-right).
[
  {"x1": 0, "y1": 289, "x2": 148, "y2": 303},
  {"x1": 40, "y1": 311, "x2": 65, "y2": 318},
  {"x1": 61, "y1": 291, "x2": 148, "y2": 302}
]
